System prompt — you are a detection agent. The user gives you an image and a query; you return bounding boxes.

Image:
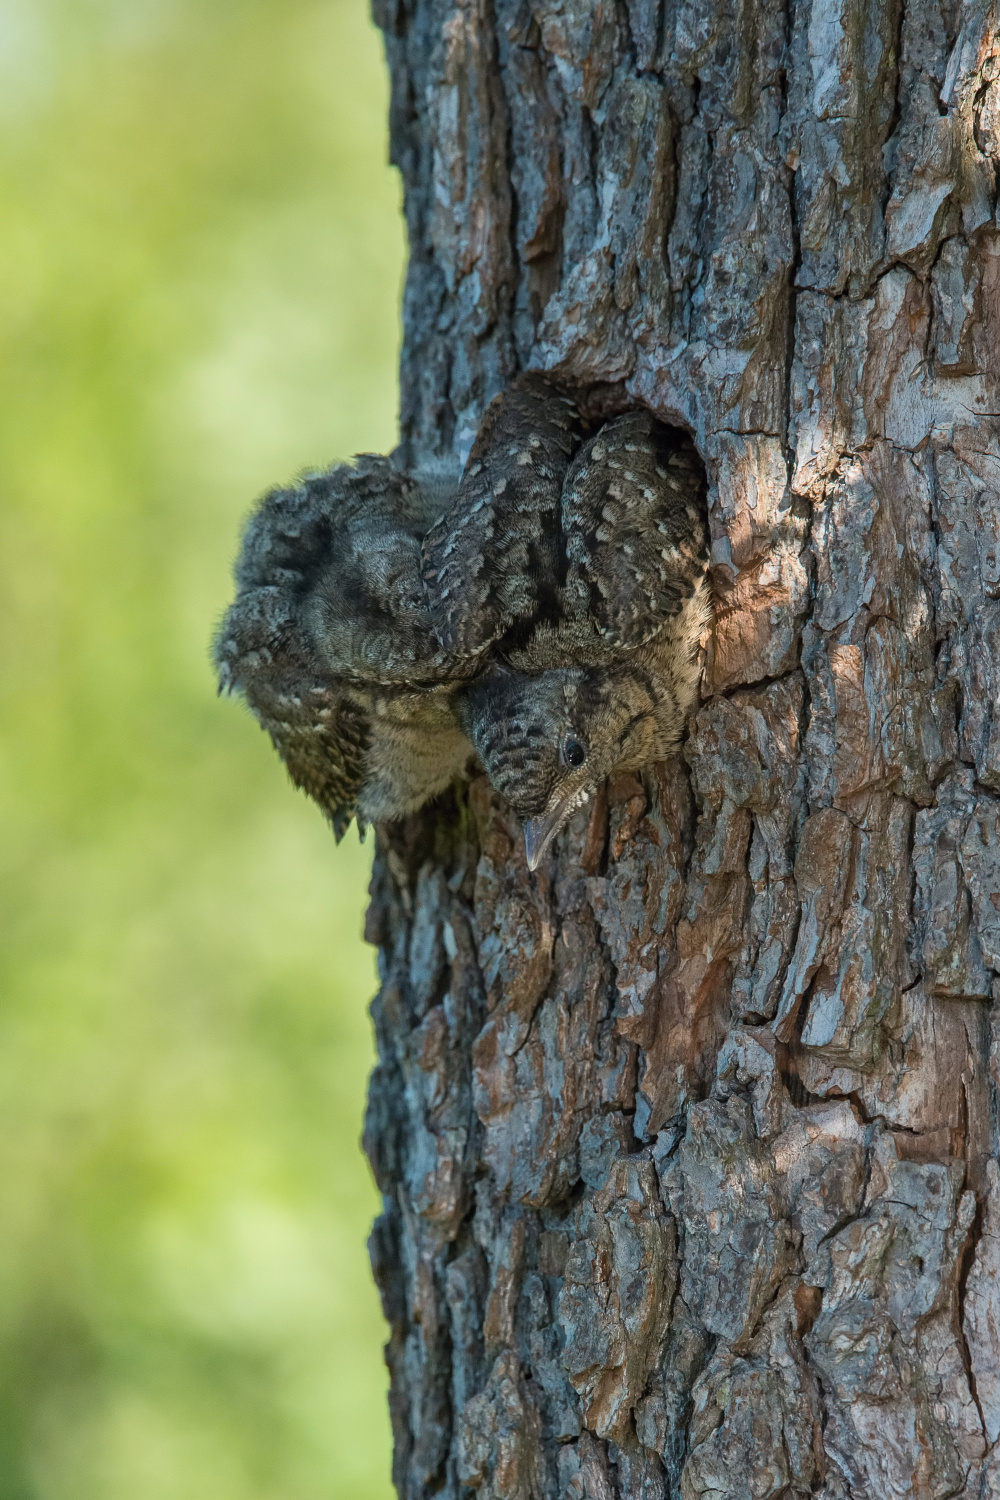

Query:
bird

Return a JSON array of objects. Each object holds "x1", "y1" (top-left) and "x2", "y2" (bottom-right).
[
  {"x1": 213, "y1": 375, "x2": 583, "y2": 837},
  {"x1": 214, "y1": 382, "x2": 709, "y2": 860},
  {"x1": 457, "y1": 410, "x2": 711, "y2": 869}
]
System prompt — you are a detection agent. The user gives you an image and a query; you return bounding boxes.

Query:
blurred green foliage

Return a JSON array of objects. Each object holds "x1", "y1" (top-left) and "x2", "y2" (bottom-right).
[{"x1": 0, "y1": 1, "x2": 401, "y2": 1494}]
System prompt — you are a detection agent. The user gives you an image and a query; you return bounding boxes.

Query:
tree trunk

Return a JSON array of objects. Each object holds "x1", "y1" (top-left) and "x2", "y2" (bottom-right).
[{"x1": 363, "y1": 0, "x2": 1000, "y2": 1493}]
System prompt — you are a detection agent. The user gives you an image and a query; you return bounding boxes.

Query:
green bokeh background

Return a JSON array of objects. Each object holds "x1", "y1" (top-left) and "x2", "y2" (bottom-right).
[{"x1": 0, "y1": 1, "x2": 401, "y2": 1494}]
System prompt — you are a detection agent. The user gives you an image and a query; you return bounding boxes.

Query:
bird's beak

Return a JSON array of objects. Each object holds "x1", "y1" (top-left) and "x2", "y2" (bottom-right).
[
  {"x1": 524, "y1": 796, "x2": 576, "y2": 871},
  {"x1": 524, "y1": 817, "x2": 553, "y2": 871}
]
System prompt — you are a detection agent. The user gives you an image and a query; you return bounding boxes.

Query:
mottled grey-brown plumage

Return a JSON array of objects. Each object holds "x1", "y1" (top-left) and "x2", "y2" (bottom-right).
[
  {"x1": 214, "y1": 375, "x2": 585, "y2": 835},
  {"x1": 214, "y1": 453, "x2": 476, "y2": 837},
  {"x1": 215, "y1": 381, "x2": 710, "y2": 855},
  {"x1": 420, "y1": 373, "x2": 582, "y2": 658},
  {"x1": 461, "y1": 412, "x2": 711, "y2": 866},
  {"x1": 561, "y1": 411, "x2": 709, "y2": 649}
]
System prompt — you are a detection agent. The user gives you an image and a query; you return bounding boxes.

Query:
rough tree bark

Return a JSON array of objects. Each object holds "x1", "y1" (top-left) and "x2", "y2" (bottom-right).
[{"x1": 362, "y1": 0, "x2": 1000, "y2": 1493}]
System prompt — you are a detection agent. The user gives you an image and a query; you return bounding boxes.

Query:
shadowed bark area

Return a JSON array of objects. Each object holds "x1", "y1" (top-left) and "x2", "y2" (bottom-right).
[{"x1": 363, "y1": 0, "x2": 1000, "y2": 1493}]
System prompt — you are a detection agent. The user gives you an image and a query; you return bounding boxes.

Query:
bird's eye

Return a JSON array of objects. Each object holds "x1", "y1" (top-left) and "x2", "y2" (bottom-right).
[{"x1": 562, "y1": 735, "x2": 587, "y2": 768}]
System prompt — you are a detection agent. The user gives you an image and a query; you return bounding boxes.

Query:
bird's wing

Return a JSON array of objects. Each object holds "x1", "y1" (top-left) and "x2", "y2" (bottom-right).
[
  {"x1": 420, "y1": 374, "x2": 583, "y2": 660},
  {"x1": 214, "y1": 586, "x2": 368, "y2": 840},
  {"x1": 561, "y1": 411, "x2": 709, "y2": 649},
  {"x1": 236, "y1": 456, "x2": 461, "y2": 687}
]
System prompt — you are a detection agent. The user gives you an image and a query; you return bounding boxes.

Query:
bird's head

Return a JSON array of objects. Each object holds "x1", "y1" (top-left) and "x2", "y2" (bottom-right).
[{"x1": 463, "y1": 665, "x2": 665, "y2": 869}]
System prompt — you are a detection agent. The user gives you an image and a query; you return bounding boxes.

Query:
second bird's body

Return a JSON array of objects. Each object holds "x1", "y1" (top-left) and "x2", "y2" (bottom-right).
[{"x1": 461, "y1": 407, "x2": 710, "y2": 864}]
